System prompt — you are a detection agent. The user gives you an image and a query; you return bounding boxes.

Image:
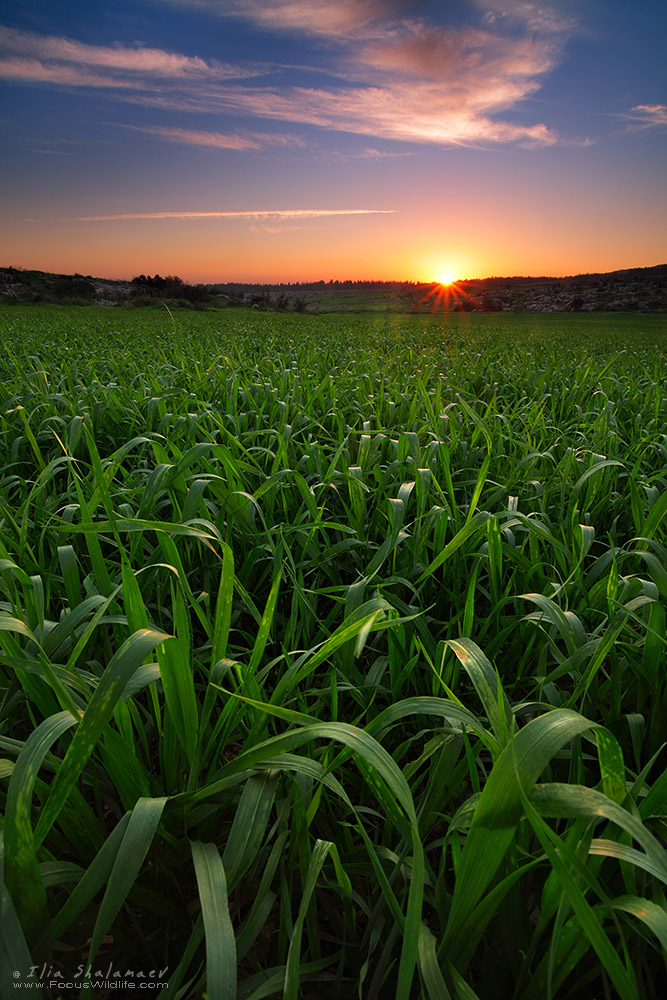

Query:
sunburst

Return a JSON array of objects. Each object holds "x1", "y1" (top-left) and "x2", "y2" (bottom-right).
[{"x1": 416, "y1": 278, "x2": 479, "y2": 314}]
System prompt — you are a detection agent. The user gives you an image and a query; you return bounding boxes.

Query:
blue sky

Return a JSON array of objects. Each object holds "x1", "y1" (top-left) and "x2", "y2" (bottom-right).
[{"x1": 1, "y1": 0, "x2": 665, "y2": 281}]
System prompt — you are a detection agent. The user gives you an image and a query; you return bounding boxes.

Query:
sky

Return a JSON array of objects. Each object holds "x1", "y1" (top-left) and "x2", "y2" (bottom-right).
[{"x1": 1, "y1": 0, "x2": 665, "y2": 283}]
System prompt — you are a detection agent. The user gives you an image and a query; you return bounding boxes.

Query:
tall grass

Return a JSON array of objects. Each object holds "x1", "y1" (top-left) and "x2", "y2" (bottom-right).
[{"x1": 0, "y1": 304, "x2": 666, "y2": 999}]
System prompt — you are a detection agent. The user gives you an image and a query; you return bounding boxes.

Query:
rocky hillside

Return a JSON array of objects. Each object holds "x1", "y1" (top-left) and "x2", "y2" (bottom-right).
[
  {"x1": 1, "y1": 263, "x2": 666, "y2": 312},
  {"x1": 460, "y1": 265, "x2": 667, "y2": 313}
]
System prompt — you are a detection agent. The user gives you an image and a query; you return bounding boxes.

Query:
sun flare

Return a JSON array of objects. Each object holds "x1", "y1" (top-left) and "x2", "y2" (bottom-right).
[{"x1": 417, "y1": 268, "x2": 478, "y2": 313}]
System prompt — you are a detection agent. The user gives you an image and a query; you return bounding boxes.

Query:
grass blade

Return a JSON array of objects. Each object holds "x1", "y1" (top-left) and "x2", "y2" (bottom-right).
[
  {"x1": 191, "y1": 840, "x2": 237, "y2": 1000},
  {"x1": 86, "y1": 796, "x2": 167, "y2": 966},
  {"x1": 34, "y1": 628, "x2": 170, "y2": 847},
  {"x1": 4, "y1": 711, "x2": 78, "y2": 933},
  {"x1": 444, "y1": 709, "x2": 597, "y2": 959}
]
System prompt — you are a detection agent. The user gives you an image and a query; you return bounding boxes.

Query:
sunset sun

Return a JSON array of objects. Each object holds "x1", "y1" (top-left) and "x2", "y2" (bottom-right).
[{"x1": 437, "y1": 272, "x2": 456, "y2": 286}]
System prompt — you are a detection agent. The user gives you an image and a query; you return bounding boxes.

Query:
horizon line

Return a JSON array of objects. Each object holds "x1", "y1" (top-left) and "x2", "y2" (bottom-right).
[{"x1": 4, "y1": 262, "x2": 666, "y2": 284}]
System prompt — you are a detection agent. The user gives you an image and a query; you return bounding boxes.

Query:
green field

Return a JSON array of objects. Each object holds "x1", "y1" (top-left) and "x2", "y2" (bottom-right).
[{"x1": 1, "y1": 304, "x2": 666, "y2": 999}]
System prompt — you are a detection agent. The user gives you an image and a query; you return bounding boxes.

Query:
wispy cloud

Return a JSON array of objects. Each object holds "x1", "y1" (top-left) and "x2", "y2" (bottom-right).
[
  {"x1": 161, "y1": 0, "x2": 396, "y2": 39},
  {"x1": 128, "y1": 125, "x2": 307, "y2": 150},
  {"x1": 0, "y1": 5, "x2": 575, "y2": 148},
  {"x1": 0, "y1": 25, "x2": 258, "y2": 87},
  {"x1": 359, "y1": 147, "x2": 412, "y2": 159},
  {"x1": 475, "y1": 1, "x2": 577, "y2": 36},
  {"x1": 0, "y1": 26, "x2": 212, "y2": 75},
  {"x1": 622, "y1": 104, "x2": 667, "y2": 130},
  {"x1": 0, "y1": 57, "x2": 138, "y2": 88},
  {"x1": 180, "y1": 80, "x2": 559, "y2": 146},
  {"x1": 359, "y1": 24, "x2": 563, "y2": 91},
  {"x1": 146, "y1": 1, "x2": 571, "y2": 146},
  {"x1": 72, "y1": 208, "x2": 395, "y2": 221}
]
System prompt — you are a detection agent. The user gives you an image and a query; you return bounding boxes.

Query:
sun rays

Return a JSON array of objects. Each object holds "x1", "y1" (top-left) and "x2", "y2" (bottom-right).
[{"x1": 416, "y1": 278, "x2": 479, "y2": 313}]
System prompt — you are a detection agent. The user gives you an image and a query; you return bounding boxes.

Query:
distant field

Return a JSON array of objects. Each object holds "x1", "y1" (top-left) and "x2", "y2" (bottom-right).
[{"x1": 1, "y1": 304, "x2": 666, "y2": 1000}]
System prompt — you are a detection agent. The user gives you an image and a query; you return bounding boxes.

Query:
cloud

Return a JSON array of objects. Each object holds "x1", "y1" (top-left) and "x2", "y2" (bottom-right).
[
  {"x1": 0, "y1": 5, "x2": 574, "y2": 148},
  {"x1": 475, "y1": 1, "x2": 577, "y2": 35},
  {"x1": 0, "y1": 57, "x2": 139, "y2": 88},
  {"x1": 71, "y1": 208, "x2": 395, "y2": 221},
  {"x1": 142, "y1": 3, "x2": 570, "y2": 146},
  {"x1": 129, "y1": 124, "x2": 307, "y2": 150},
  {"x1": 159, "y1": 0, "x2": 396, "y2": 39},
  {"x1": 623, "y1": 104, "x2": 667, "y2": 130},
  {"x1": 185, "y1": 80, "x2": 558, "y2": 146},
  {"x1": 170, "y1": 0, "x2": 576, "y2": 45},
  {"x1": 0, "y1": 25, "x2": 257, "y2": 87},
  {"x1": 0, "y1": 26, "x2": 211, "y2": 75},
  {"x1": 360, "y1": 24, "x2": 563, "y2": 90},
  {"x1": 359, "y1": 147, "x2": 412, "y2": 158}
]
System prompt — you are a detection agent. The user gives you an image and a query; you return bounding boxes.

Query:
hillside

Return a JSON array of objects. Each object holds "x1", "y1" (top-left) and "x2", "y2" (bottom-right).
[{"x1": 1, "y1": 263, "x2": 666, "y2": 312}]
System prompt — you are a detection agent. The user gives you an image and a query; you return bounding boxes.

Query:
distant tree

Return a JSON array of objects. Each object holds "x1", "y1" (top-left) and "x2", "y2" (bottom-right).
[
  {"x1": 131, "y1": 274, "x2": 153, "y2": 295},
  {"x1": 132, "y1": 274, "x2": 186, "y2": 298},
  {"x1": 164, "y1": 275, "x2": 184, "y2": 296}
]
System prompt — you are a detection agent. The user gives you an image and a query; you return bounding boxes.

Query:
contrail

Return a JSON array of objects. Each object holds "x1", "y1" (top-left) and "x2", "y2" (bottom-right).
[{"x1": 73, "y1": 208, "x2": 395, "y2": 221}]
